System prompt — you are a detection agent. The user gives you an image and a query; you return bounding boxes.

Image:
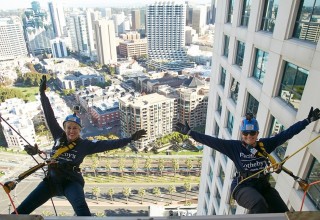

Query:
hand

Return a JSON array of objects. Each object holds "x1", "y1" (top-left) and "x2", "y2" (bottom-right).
[
  {"x1": 307, "y1": 107, "x2": 320, "y2": 123},
  {"x1": 176, "y1": 121, "x2": 191, "y2": 135},
  {"x1": 39, "y1": 75, "x2": 47, "y2": 94},
  {"x1": 131, "y1": 129, "x2": 147, "y2": 141},
  {"x1": 24, "y1": 144, "x2": 39, "y2": 155}
]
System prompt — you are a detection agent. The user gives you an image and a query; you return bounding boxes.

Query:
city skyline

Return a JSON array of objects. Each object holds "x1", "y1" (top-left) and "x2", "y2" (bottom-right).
[{"x1": 1, "y1": 0, "x2": 212, "y2": 10}]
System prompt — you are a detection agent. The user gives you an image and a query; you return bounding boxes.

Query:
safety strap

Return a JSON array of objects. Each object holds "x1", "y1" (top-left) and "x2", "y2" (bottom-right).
[
  {"x1": 51, "y1": 141, "x2": 77, "y2": 159},
  {"x1": 256, "y1": 142, "x2": 281, "y2": 173}
]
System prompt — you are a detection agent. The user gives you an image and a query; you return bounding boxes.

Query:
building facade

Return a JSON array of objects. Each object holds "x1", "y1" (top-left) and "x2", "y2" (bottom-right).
[
  {"x1": 50, "y1": 37, "x2": 68, "y2": 58},
  {"x1": 119, "y1": 39, "x2": 147, "y2": 58},
  {"x1": 0, "y1": 17, "x2": 28, "y2": 60},
  {"x1": 197, "y1": 0, "x2": 320, "y2": 215},
  {"x1": 48, "y1": 0, "x2": 66, "y2": 37}
]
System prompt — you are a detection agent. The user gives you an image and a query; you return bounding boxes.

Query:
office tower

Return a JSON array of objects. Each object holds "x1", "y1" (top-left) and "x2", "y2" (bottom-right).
[
  {"x1": 94, "y1": 19, "x2": 117, "y2": 65},
  {"x1": 0, "y1": 17, "x2": 28, "y2": 60},
  {"x1": 102, "y1": 8, "x2": 112, "y2": 19},
  {"x1": 147, "y1": 1, "x2": 194, "y2": 71},
  {"x1": 197, "y1": 0, "x2": 320, "y2": 215},
  {"x1": 23, "y1": 1, "x2": 55, "y2": 55},
  {"x1": 192, "y1": 5, "x2": 207, "y2": 35},
  {"x1": 131, "y1": 9, "x2": 140, "y2": 31},
  {"x1": 111, "y1": 12, "x2": 125, "y2": 36},
  {"x1": 118, "y1": 93, "x2": 177, "y2": 150},
  {"x1": 209, "y1": 0, "x2": 216, "y2": 24},
  {"x1": 48, "y1": 0, "x2": 66, "y2": 37},
  {"x1": 50, "y1": 37, "x2": 68, "y2": 58}
]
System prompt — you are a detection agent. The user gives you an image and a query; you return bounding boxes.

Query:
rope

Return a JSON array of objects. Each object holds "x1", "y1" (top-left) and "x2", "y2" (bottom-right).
[
  {"x1": 300, "y1": 180, "x2": 320, "y2": 211},
  {"x1": 0, "y1": 182, "x2": 18, "y2": 214}
]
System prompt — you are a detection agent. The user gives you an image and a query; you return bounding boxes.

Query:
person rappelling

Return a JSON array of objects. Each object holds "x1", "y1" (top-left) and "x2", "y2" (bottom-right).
[
  {"x1": 9, "y1": 75, "x2": 147, "y2": 216},
  {"x1": 176, "y1": 109, "x2": 320, "y2": 213}
]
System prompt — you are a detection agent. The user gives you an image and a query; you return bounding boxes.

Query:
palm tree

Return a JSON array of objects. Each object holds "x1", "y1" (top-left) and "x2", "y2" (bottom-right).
[
  {"x1": 183, "y1": 182, "x2": 192, "y2": 204},
  {"x1": 123, "y1": 187, "x2": 131, "y2": 204},
  {"x1": 90, "y1": 156, "x2": 99, "y2": 177},
  {"x1": 138, "y1": 188, "x2": 146, "y2": 204},
  {"x1": 92, "y1": 186, "x2": 101, "y2": 202},
  {"x1": 118, "y1": 157, "x2": 125, "y2": 177},
  {"x1": 168, "y1": 185, "x2": 176, "y2": 204},
  {"x1": 172, "y1": 159, "x2": 179, "y2": 177},
  {"x1": 108, "y1": 188, "x2": 114, "y2": 203},
  {"x1": 185, "y1": 158, "x2": 193, "y2": 176},
  {"x1": 144, "y1": 157, "x2": 152, "y2": 177},
  {"x1": 105, "y1": 159, "x2": 112, "y2": 176},
  {"x1": 158, "y1": 158, "x2": 165, "y2": 177},
  {"x1": 132, "y1": 157, "x2": 139, "y2": 177},
  {"x1": 152, "y1": 187, "x2": 161, "y2": 204}
]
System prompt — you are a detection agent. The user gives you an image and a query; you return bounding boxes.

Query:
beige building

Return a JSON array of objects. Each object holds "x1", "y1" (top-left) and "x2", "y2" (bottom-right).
[{"x1": 119, "y1": 39, "x2": 148, "y2": 58}]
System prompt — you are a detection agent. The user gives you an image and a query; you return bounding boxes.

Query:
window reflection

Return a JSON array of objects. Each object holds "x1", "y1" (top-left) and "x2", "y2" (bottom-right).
[
  {"x1": 306, "y1": 158, "x2": 320, "y2": 210},
  {"x1": 241, "y1": 0, "x2": 252, "y2": 26},
  {"x1": 261, "y1": 0, "x2": 279, "y2": 32},
  {"x1": 246, "y1": 93, "x2": 259, "y2": 116},
  {"x1": 253, "y1": 49, "x2": 268, "y2": 83},
  {"x1": 268, "y1": 116, "x2": 287, "y2": 160},
  {"x1": 230, "y1": 78, "x2": 239, "y2": 104},
  {"x1": 235, "y1": 41, "x2": 245, "y2": 68},
  {"x1": 227, "y1": 0, "x2": 234, "y2": 23}
]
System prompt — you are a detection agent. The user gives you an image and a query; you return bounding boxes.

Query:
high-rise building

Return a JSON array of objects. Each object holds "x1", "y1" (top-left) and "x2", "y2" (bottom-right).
[
  {"x1": 23, "y1": 1, "x2": 55, "y2": 55},
  {"x1": 50, "y1": 37, "x2": 68, "y2": 58},
  {"x1": 131, "y1": 9, "x2": 141, "y2": 31},
  {"x1": 146, "y1": 1, "x2": 194, "y2": 71},
  {"x1": 119, "y1": 93, "x2": 177, "y2": 149},
  {"x1": 192, "y1": 5, "x2": 207, "y2": 35},
  {"x1": 48, "y1": 0, "x2": 66, "y2": 37},
  {"x1": 0, "y1": 17, "x2": 28, "y2": 60},
  {"x1": 197, "y1": 0, "x2": 320, "y2": 215},
  {"x1": 94, "y1": 19, "x2": 117, "y2": 64}
]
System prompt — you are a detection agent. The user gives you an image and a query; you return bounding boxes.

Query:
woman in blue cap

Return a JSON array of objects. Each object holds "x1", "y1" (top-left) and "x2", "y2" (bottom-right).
[
  {"x1": 177, "y1": 110, "x2": 320, "y2": 213},
  {"x1": 15, "y1": 75, "x2": 146, "y2": 216}
]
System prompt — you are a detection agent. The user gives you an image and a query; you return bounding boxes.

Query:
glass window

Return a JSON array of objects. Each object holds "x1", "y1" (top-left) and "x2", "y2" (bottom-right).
[
  {"x1": 220, "y1": 67, "x2": 227, "y2": 88},
  {"x1": 227, "y1": 0, "x2": 234, "y2": 23},
  {"x1": 227, "y1": 111, "x2": 234, "y2": 134},
  {"x1": 217, "y1": 96, "x2": 222, "y2": 115},
  {"x1": 214, "y1": 121, "x2": 220, "y2": 137},
  {"x1": 204, "y1": 202, "x2": 208, "y2": 215},
  {"x1": 293, "y1": 0, "x2": 320, "y2": 43},
  {"x1": 306, "y1": 157, "x2": 320, "y2": 210},
  {"x1": 253, "y1": 49, "x2": 268, "y2": 83},
  {"x1": 278, "y1": 62, "x2": 309, "y2": 110},
  {"x1": 223, "y1": 35, "x2": 230, "y2": 57},
  {"x1": 235, "y1": 41, "x2": 245, "y2": 68},
  {"x1": 206, "y1": 185, "x2": 211, "y2": 199},
  {"x1": 218, "y1": 165, "x2": 225, "y2": 184},
  {"x1": 209, "y1": 166, "x2": 214, "y2": 182},
  {"x1": 216, "y1": 188, "x2": 221, "y2": 208},
  {"x1": 268, "y1": 116, "x2": 287, "y2": 160},
  {"x1": 230, "y1": 78, "x2": 239, "y2": 104},
  {"x1": 246, "y1": 93, "x2": 259, "y2": 116},
  {"x1": 261, "y1": 0, "x2": 279, "y2": 32},
  {"x1": 241, "y1": 0, "x2": 252, "y2": 26}
]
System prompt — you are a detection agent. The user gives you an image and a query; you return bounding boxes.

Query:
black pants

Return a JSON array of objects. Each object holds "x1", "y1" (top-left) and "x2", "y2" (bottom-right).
[{"x1": 233, "y1": 178, "x2": 289, "y2": 213}]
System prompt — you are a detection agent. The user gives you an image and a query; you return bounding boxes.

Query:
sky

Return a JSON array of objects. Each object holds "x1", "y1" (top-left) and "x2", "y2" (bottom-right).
[{"x1": 1, "y1": 0, "x2": 212, "y2": 10}]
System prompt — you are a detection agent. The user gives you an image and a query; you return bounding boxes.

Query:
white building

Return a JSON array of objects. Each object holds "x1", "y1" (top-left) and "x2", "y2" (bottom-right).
[
  {"x1": 197, "y1": 0, "x2": 320, "y2": 216},
  {"x1": 50, "y1": 37, "x2": 68, "y2": 58},
  {"x1": 48, "y1": 0, "x2": 66, "y2": 37},
  {"x1": 0, "y1": 17, "x2": 28, "y2": 60}
]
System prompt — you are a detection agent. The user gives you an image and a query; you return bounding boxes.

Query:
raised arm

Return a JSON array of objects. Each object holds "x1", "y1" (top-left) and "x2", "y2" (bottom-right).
[{"x1": 39, "y1": 75, "x2": 64, "y2": 139}]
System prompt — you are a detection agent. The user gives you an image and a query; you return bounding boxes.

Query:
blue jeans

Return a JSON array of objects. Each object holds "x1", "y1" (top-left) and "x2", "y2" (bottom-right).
[{"x1": 15, "y1": 178, "x2": 91, "y2": 216}]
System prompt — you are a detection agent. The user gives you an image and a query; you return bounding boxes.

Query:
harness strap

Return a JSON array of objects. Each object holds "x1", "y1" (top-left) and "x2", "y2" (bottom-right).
[
  {"x1": 51, "y1": 141, "x2": 77, "y2": 159},
  {"x1": 256, "y1": 142, "x2": 282, "y2": 173}
]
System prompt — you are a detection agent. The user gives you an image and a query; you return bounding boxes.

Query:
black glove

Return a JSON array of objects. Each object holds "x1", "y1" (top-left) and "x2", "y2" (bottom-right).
[
  {"x1": 24, "y1": 144, "x2": 39, "y2": 155},
  {"x1": 307, "y1": 107, "x2": 320, "y2": 123},
  {"x1": 39, "y1": 75, "x2": 47, "y2": 94},
  {"x1": 176, "y1": 121, "x2": 191, "y2": 135},
  {"x1": 131, "y1": 129, "x2": 147, "y2": 141}
]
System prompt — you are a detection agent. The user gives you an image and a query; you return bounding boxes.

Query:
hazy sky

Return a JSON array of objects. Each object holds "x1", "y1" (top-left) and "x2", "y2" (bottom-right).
[{"x1": 2, "y1": 0, "x2": 212, "y2": 10}]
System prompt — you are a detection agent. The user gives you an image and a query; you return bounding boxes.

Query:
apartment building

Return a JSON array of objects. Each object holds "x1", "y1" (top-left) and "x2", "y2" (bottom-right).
[
  {"x1": 118, "y1": 93, "x2": 177, "y2": 149},
  {"x1": 197, "y1": 0, "x2": 320, "y2": 216},
  {"x1": 119, "y1": 39, "x2": 148, "y2": 59}
]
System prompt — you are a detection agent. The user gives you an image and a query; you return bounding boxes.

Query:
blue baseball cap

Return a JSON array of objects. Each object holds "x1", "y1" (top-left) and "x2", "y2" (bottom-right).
[
  {"x1": 240, "y1": 113, "x2": 259, "y2": 131},
  {"x1": 63, "y1": 113, "x2": 81, "y2": 127}
]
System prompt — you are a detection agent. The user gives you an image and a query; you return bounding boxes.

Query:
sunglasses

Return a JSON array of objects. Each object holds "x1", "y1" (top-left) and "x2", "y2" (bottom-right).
[{"x1": 242, "y1": 131, "x2": 257, "y2": 136}]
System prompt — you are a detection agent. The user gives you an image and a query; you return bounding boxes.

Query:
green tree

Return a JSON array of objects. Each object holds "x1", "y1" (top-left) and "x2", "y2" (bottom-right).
[
  {"x1": 132, "y1": 157, "x2": 139, "y2": 177},
  {"x1": 105, "y1": 159, "x2": 112, "y2": 176},
  {"x1": 183, "y1": 182, "x2": 192, "y2": 204},
  {"x1": 158, "y1": 158, "x2": 165, "y2": 177},
  {"x1": 108, "y1": 188, "x2": 114, "y2": 203},
  {"x1": 152, "y1": 187, "x2": 161, "y2": 204},
  {"x1": 123, "y1": 187, "x2": 131, "y2": 204},
  {"x1": 168, "y1": 185, "x2": 176, "y2": 204},
  {"x1": 172, "y1": 159, "x2": 179, "y2": 177},
  {"x1": 185, "y1": 158, "x2": 193, "y2": 176},
  {"x1": 138, "y1": 188, "x2": 146, "y2": 204},
  {"x1": 92, "y1": 186, "x2": 101, "y2": 201},
  {"x1": 118, "y1": 157, "x2": 125, "y2": 177},
  {"x1": 90, "y1": 156, "x2": 99, "y2": 177},
  {"x1": 144, "y1": 157, "x2": 152, "y2": 177}
]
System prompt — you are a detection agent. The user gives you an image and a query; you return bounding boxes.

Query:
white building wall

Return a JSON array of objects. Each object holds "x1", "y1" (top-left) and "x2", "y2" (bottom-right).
[{"x1": 197, "y1": 0, "x2": 320, "y2": 216}]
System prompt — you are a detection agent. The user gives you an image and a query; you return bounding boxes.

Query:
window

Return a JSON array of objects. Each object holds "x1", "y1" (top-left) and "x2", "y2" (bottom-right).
[
  {"x1": 241, "y1": 0, "x2": 252, "y2": 26},
  {"x1": 218, "y1": 164, "x2": 225, "y2": 184},
  {"x1": 206, "y1": 185, "x2": 211, "y2": 200},
  {"x1": 227, "y1": 0, "x2": 234, "y2": 23},
  {"x1": 220, "y1": 67, "x2": 227, "y2": 88},
  {"x1": 227, "y1": 111, "x2": 234, "y2": 134},
  {"x1": 278, "y1": 62, "x2": 309, "y2": 110},
  {"x1": 293, "y1": 0, "x2": 320, "y2": 43},
  {"x1": 253, "y1": 49, "x2": 268, "y2": 83},
  {"x1": 214, "y1": 121, "x2": 220, "y2": 137},
  {"x1": 217, "y1": 96, "x2": 222, "y2": 115},
  {"x1": 246, "y1": 93, "x2": 259, "y2": 116},
  {"x1": 235, "y1": 41, "x2": 245, "y2": 68},
  {"x1": 261, "y1": 0, "x2": 279, "y2": 32},
  {"x1": 306, "y1": 157, "x2": 320, "y2": 210},
  {"x1": 230, "y1": 78, "x2": 239, "y2": 103},
  {"x1": 223, "y1": 35, "x2": 230, "y2": 57},
  {"x1": 268, "y1": 116, "x2": 286, "y2": 160},
  {"x1": 204, "y1": 202, "x2": 208, "y2": 215},
  {"x1": 209, "y1": 167, "x2": 214, "y2": 182},
  {"x1": 216, "y1": 189, "x2": 221, "y2": 208}
]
